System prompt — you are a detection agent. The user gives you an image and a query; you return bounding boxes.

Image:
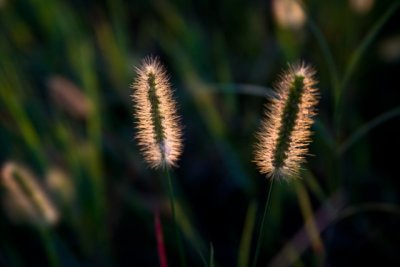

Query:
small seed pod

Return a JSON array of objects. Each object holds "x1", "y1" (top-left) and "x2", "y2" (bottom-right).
[
  {"x1": 131, "y1": 57, "x2": 183, "y2": 169},
  {"x1": 254, "y1": 63, "x2": 319, "y2": 179},
  {"x1": 1, "y1": 162, "x2": 59, "y2": 226}
]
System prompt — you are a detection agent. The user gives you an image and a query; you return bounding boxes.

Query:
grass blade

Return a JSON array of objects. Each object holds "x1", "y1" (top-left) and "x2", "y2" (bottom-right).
[
  {"x1": 238, "y1": 201, "x2": 257, "y2": 267},
  {"x1": 338, "y1": 106, "x2": 400, "y2": 155}
]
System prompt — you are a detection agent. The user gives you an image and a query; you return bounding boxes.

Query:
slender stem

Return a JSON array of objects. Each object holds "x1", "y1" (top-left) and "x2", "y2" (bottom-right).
[
  {"x1": 252, "y1": 179, "x2": 274, "y2": 267},
  {"x1": 194, "y1": 241, "x2": 208, "y2": 267},
  {"x1": 238, "y1": 201, "x2": 257, "y2": 267},
  {"x1": 38, "y1": 226, "x2": 61, "y2": 267},
  {"x1": 209, "y1": 243, "x2": 215, "y2": 267},
  {"x1": 166, "y1": 168, "x2": 186, "y2": 267}
]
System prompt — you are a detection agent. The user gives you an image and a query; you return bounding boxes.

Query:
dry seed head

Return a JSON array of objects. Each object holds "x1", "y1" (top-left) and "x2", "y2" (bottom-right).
[
  {"x1": 131, "y1": 57, "x2": 183, "y2": 169},
  {"x1": 254, "y1": 62, "x2": 319, "y2": 180},
  {"x1": 1, "y1": 162, "x2": 59, "y2": 225}
]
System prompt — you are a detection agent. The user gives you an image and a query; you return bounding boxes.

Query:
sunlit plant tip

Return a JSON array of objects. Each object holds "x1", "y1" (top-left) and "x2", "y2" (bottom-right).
[
  {"x1": 254, "y1": 62, "x2": 319, "y2": 180},
  {"x1": 131, "y1": 56, "x2": 183, "y2": 169}
]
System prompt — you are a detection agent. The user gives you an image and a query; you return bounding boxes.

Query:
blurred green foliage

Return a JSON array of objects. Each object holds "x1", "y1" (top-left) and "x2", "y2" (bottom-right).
[{"x1": 1, "y1": 0, "x2": 400, "y2": 266}]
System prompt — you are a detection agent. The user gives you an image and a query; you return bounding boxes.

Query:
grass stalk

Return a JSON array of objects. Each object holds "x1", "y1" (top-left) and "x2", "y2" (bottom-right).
[
  {"x1": 38, "y1": 226, "x2": 61, "y2": 267},
  {"x1": 174, "y1": 202, "x2": 208, "y2": 266},
  {"x1": 295, "y1": 182, "x2": 324, "y2": 255},
  {"x1": 238, "y1": 201, "x2": 257, "y2": 267},
  {"x1": 251, "y1": 179, "x2": 274, "y2": 267},
  {"x1": 209, "y1": 243, "x2": 215, "y2": 267},
  {"x1": 165, "y1": 168, "x2": 186, "y2": 267},
  {"x1": 334, "y1": 1, "x2": 400, "y2": 132}
]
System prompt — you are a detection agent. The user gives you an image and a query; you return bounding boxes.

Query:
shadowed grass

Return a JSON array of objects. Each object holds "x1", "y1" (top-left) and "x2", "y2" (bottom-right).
[
  {"x1": 238, "y1": 200, "x2": 257, "y2": 267},
  {"x1": 338, "y1": 106, "x2": 400, "y2": 155}
]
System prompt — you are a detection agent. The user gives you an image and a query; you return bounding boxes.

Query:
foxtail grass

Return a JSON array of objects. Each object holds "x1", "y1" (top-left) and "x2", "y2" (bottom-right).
[
  {"x1": 131, "y1": 56, "x2": 183, "y2": 169},
  {"x1": 254, "y1": 62, "x2": 319, "y2": 180},
  {"x1": 132, "y1": 56, "x2": 185, "y2": 267},
  {"x1": 252, "y1": 62, "x2": 319, "y2": 267}
]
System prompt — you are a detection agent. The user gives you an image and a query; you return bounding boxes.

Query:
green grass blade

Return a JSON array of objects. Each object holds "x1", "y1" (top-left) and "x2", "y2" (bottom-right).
[
  {"x1": 238, "y1": 201, "x2": 257, "y2": 267},
  {"x1": 338, "y1": 106, "x2": 400, "y2": 155},
  {"x1": 334, "y1": 1, "x2": 400, "y2": 129},
  {"x1": 340, "y1": 1, "x2": 400, "y2": 98}
]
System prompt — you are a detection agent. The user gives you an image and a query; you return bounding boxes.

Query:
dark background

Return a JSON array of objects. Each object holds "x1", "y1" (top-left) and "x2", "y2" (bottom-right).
[{"x1": 1, "y1": 0, "x2": 400, "y2": 266}]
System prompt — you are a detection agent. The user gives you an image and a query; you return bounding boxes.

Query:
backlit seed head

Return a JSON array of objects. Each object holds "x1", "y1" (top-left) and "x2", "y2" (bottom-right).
[
  {"x1": 131, "y1": 57, "x2": 183, "y2": 169},
  {"x1": 254, "y1": 62, "x2": 319, "y2": 180}
]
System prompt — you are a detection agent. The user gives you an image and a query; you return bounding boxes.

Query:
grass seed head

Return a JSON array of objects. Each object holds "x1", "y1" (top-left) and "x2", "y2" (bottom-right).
[
  {"x1": 1, "y1": 162, "x2": 59, "y2": 226},
  {"x1": 254, "y1": 62, "x2": 319, "y2": 180},
  {"x1": 131, "y1": 57, "x2": 183, "y2": 169}
]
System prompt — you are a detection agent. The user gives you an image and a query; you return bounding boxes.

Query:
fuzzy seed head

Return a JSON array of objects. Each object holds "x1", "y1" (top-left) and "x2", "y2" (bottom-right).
[
  {"x1": 254, "y1": 62, "x2": 319, "y2": 180},
  {"x1": 131, "y1": 57, "x2": 183, "y2": 169}
]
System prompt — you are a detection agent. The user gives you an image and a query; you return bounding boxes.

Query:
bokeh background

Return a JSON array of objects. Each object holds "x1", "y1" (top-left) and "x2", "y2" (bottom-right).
[{"x1": 1, "y1": 0, "x2": 400, "y2": 266}]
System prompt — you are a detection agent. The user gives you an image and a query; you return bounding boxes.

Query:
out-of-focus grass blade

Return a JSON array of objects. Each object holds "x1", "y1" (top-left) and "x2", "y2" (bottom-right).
[
  {"x1": 80, "y1": 41, "x2": 107, "y2": 238},
  {"x1": 206, "y1": 83, "x2": 275, "y2": 98},
  {"x1": 338, "y1": 106, "x2": 400, "y2": 155},
  {"x1": 269, "y1": 191, "x2": 346, "y2": 267},
  {"x1": 28, "y1": 0, "x2": 79, "y2": 44},
  {"x1": 0, "y1": 4, "x2": 34, "y2": 50},
  {"x1": 276, "y1": 28, "x2": 302, "y2": 62},
  {"x1": 175, "y1": 201, "x2": 208, "y2": 267},
  {"x1": 66, "y1": 39, "x2": 108, "y2": 252},
  {"x1": 37, "y1": 226, "x2": 61, "y2": 267},
  {"x1": 340, "y1": 1, "x2": 400, "y2": 99},
  {"x1": 209, "y1": 242, "x2": 215, "y2": 267},
  {"x1": 238, "y1": 200, "x2": 257, "y2": 267},
  {"x1": 106, "y1": 0, "x2": 129, "y2": 49},
  {"x1": 294, "y1": 182, "x2": 325, "y2": 255},
  {"x1": 335, "y1": 1, "x2": 400, "y2": 129},
  {"x1": 170, "y1": 51, "x2": 226, "y2": 138},
  {"x1": 302, "y1": 168, "x2": 326, "y2": 204},
  {"x1": 212, "y1": 31, "x2": 237, "y2": 116},
  {"x1": 336, "y1": 202, "x2": 400, "y2": 222},
  {"x1": 95, "y1": 20, "x2": 131, "y2": 96},
  {"x1": 296, "y1": 0, "x2": 340, "y2": 96},
  {"x1": 0, "y1": 59, "x2": 45, "y2": 168}
]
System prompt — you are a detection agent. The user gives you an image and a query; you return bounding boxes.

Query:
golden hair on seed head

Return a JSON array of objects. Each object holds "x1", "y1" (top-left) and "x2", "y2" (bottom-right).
[
  {"x1": 131, "y1": 57, "x2": 183, "y2": 169},
  {"x1": 254, "y1": 62, "x2": 319, "y2": 180}
]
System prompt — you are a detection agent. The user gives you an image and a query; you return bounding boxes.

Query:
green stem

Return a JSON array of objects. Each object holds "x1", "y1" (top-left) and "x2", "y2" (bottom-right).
[
  {"x1": 209, "y1": 243, "x2": 215, "y2": 267},
  {"x1": 252, "y1": 179, "x2": 274, "y2": 267},
  {"x1": 38, "y1": 226, "x2": 61, "y2": 267},
  {"x1": 166, "y1": 168, "x2": 186, "y2": 267},
  {"x1": 238, "y1": 200, "x2": 257, "y2": 267}
]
